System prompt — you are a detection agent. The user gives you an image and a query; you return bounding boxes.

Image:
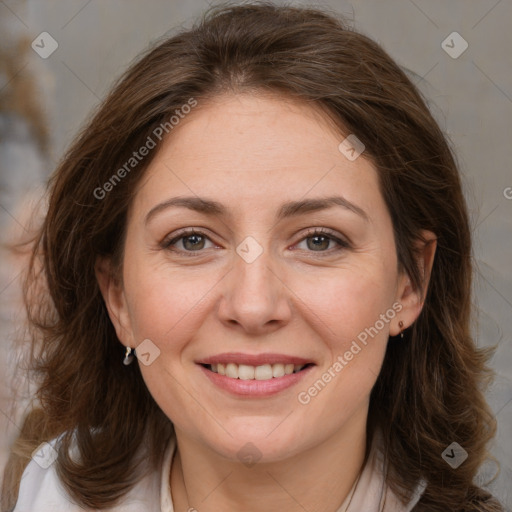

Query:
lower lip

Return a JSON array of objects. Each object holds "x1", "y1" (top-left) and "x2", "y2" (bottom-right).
[{"x1": 198, "y1": 364, "x2": 315, "y2": 397}]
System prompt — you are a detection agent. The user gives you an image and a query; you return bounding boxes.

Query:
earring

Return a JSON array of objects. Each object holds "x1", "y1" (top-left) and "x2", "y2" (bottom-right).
[
  {"x1": 399, "y1": 320, "x2": 404, "y2": 339},
  {"x1": 123, "y1": 346, "x2": 135, "y2": 365}
]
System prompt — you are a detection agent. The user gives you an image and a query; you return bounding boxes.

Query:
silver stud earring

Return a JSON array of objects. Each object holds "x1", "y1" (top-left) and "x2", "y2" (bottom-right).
[
  {"x1": 123, "y1": 347, "x2": 135, "y2": 365},
  {"x1": 399, "y1": 320, "x2": 404, "y2": 339}
]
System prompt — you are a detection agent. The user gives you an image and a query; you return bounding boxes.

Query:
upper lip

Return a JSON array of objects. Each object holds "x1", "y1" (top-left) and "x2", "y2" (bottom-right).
[{"x1": 196, "y1": 353, "x2": 314, "y2": 366}]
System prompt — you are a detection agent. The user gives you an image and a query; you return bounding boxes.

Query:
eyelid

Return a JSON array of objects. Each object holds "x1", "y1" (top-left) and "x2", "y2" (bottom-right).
[
  {"x1": 298, "y1": 227, "x2": 349, "y2": 244},
  {"x1": 161, "y1": 228, "x2": 217, "y2": 250},
  {"x1": 161, "y1": 226, "x2": 350, "y2": 255},
  {"x1": 294, "y1": 227, "x2": 351, "y2": 252}
]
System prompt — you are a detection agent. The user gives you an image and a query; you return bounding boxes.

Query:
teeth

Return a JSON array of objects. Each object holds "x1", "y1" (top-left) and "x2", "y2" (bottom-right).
[
  {"x1": 255, "y1": 364, "x2": 273, "y2": 380},
  {"x1": 207, "y1": 362, "x2": 307, "y2": 380},
  {"x1": 225, "y1": 363, "x2": 238, "y2": 379},
  {"x1": 238, "y1": 364, "x2": 255, "y2": 380},
  {"x1": 272, "y1": 364, "x2": 285, "y2": 378},
  {"x1": 285, "y1": 363, "x2": 295, "y2": 375}
]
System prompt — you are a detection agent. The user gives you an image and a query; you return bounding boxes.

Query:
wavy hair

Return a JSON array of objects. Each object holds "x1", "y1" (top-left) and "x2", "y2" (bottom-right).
[{"x1": 2, "y1": 2, "x2": 503, "y2": 511}]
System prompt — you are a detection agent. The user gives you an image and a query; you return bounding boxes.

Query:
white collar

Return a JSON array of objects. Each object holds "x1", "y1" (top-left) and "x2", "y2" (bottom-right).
[
  {"x1": 158, "y1": 431, "x2": 427, "y2": 512},
  {"x1": 337, "y1": 430, "x2": 427, "y2": 511},
  {"x1": 159, "y1": 433, "x2": 176, "y2": 512}
]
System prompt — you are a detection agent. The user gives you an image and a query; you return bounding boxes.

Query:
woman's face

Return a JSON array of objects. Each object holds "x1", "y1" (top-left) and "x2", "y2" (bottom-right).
[{"x1": 100, "y1": 92, "x2": 428, "y2": 462}]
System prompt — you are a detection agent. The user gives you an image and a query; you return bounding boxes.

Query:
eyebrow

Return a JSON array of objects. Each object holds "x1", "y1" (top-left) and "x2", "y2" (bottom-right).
[{"x1": 144, "y1": 195, "x2": 369, "y2": 225}]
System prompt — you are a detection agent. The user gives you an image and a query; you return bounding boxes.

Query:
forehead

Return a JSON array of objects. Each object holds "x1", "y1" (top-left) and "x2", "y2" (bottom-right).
[
  {"x1": 131, "y1": 92, "x2": 384, "y2": 223},
  {"x1": 158, "y1": 92, "x2": 351, "y2": 169}
]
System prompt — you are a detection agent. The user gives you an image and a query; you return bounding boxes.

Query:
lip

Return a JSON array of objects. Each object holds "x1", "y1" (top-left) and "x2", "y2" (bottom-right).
[
  {"x1": 197, "y1": 360, "x2": 315, "y2": 397},
  {"x1": 196, "y1": 352, "x2": 314, "y2": 366}
]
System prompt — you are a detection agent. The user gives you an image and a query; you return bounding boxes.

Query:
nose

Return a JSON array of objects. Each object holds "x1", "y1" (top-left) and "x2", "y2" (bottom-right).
[{"x1": 217, "y1": 245, "x2": 292, "y2": 335}]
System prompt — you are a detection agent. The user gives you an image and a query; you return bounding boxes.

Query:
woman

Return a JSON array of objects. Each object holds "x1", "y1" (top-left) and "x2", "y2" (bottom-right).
[{"x1": 2, "y1": 2, "x2": 504, "y2": 511}]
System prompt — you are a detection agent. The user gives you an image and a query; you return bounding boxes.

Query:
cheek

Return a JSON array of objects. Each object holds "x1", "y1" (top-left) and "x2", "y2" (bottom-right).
[
  {"x1": 291, "y1": 261, "x2": 396, "y2": 347},
  {"x1": 293, "y1": 271, "x2": 394, "y2": 421},
  {"x1": 123, "y1": 262, "x2": 217, "y2": 428},
  {"x1": 123, "y1": 255, "x2": 217, "y2": 345}
]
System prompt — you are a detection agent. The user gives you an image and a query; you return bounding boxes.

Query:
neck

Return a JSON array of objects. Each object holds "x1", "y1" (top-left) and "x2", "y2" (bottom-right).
[{"x1": 170, "y1": 407, "x2": 368, "y2": 512}]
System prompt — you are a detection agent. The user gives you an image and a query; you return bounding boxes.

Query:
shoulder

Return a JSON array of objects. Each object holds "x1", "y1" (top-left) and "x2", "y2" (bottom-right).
[
  {"x1": 411, "y1": 487, "x2": 505, "y2": 512},
  {"x1": 13, "y1": 435, "x2": 164, "y2": 512},
  {"x1": 13, "y1": 438, "x2": 83, "y2": 511}
]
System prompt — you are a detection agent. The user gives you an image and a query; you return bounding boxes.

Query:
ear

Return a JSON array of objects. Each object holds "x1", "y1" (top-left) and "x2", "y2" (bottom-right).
[
  {"x1": 95, "y1": 256, "x2": 135, "y2": 349},
  {"x1": 390, "y1": 230, "x2": 437, "y2": 336}
]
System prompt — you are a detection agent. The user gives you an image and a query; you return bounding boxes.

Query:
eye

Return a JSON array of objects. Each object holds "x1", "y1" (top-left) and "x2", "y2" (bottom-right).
[
  {"x1": 162, "y1": 227, "x2": 350, "y2": 257},
  {"x1": 294, "y1": 228, "x2": 350, "y2": 254},
  {"x1": 162, "y1": 229, "x2": 216, "y2": 256}
]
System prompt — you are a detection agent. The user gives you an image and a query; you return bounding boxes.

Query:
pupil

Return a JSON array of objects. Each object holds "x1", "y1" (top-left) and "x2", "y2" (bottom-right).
[
  {"x1": 182, "y1": 234, "x2": 329, "y2": 251},
  {"x1": 308, "y1": 235, "x2": 328, "y2": 251},
  {"x1": 184, "y1": 234, "x2": 204, "y2": 250}
]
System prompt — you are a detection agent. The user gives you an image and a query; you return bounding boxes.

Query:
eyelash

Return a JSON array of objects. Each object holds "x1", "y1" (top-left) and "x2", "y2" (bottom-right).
[{"x1": 161, "y1": 227, "x2": 350, "y2": 257}]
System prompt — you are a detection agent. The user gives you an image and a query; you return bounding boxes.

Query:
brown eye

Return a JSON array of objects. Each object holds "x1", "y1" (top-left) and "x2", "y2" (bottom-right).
[
  {"x1": 306, "y1": 234, "x2": 332, "y2": 251},
  {"x1": 162, "y1": 229, "x2": 215, "y2": 255},
  {"x1": 295, "y1": 228, "x2": 349, "y2": 254},
  {"x1": 180, "y1": 233, "x2": 206, "y2": 251}
]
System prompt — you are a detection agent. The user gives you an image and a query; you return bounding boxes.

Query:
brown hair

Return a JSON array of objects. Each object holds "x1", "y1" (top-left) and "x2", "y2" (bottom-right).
[{"x1": 2, "y1": 2, "x2": 503, "y2": 511}]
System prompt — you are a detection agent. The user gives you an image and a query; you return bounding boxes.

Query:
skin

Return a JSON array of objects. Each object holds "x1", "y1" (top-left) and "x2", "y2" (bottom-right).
[{"x1": 96, "y1": 92, "x2": 436, "y2": 512}]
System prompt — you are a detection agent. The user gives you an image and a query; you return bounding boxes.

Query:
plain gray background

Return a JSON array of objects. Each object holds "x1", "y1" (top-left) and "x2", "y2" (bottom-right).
[{"x1": 1, "y1": 0, "x2": 511, "y2": 508}]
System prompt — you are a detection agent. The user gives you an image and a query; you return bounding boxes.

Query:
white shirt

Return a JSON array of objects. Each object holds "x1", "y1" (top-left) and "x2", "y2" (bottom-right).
[{"x1": 14, "y1": 430, "x2": 426, "y2": 511}]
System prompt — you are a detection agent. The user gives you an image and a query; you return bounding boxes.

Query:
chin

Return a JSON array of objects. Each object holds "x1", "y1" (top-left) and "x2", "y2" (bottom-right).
[{"x1": 204, "y1": 423, "x2": 309, "y2": 464}]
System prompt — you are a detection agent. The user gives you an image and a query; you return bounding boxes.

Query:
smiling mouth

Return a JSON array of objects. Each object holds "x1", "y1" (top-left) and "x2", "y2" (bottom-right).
[{"x1": 201, "y1": 362, "x2": 314, "y2": 381}]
